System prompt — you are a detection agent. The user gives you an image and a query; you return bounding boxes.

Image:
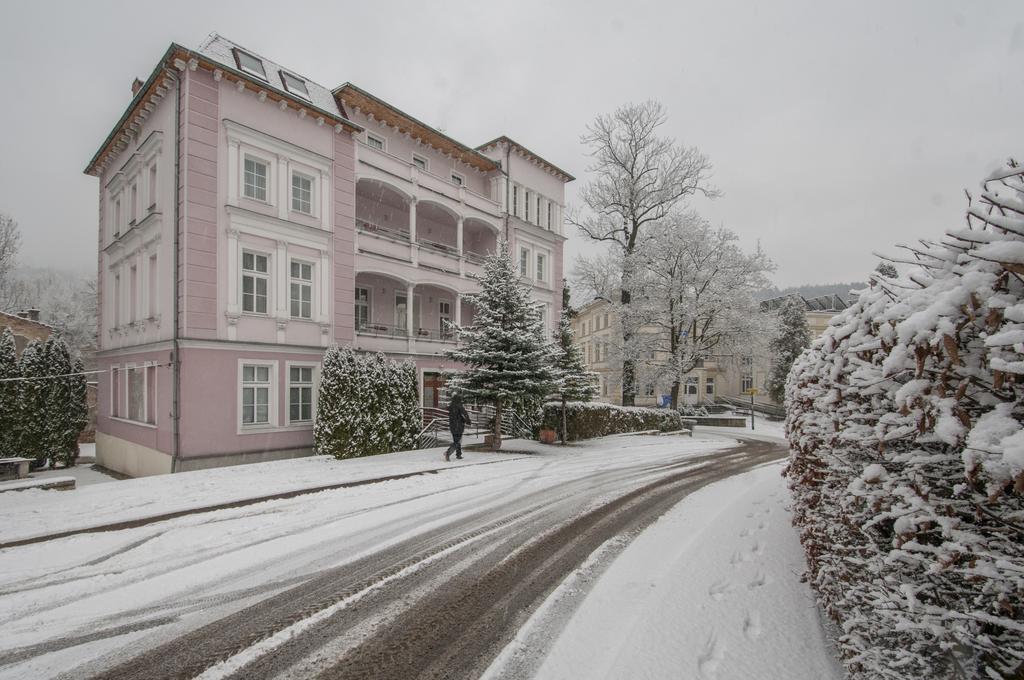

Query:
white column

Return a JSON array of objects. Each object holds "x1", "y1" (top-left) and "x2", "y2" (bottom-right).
[
  {"x1": 456, "y1": 216, "x2": 464, "y2": 255},
  {"x1": 277, "y1": 155, "x2": 289, "y2": 220},
  {"x1": 320, "y1": 169, "x2": 331, "y2": 229},
  {"x1": 226, "y1": 229, "x2": 239, "y2": 315},
  {"x1": 406, "y1": 283, "x2": 415, "y2": 337},
  {"x1": 227, "y1": 140, "x2": 239, "y2": 205},
  {"x1": 408, "y1": 197, "x2": 417, "y2": 242},
  {"x1": 276, "y1": 240, "x2": 289, "y2": 319},
  {"x1": 319, "y1": 248, "x2": 330, "y2": 321},
  {"x1": 455, "y1": 293, "x2": 462, "y2": 327}
]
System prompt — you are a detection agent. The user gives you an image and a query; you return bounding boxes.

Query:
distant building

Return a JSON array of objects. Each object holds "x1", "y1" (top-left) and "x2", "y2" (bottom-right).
[
  {"x1": 574, "y1": 294, "x2": 853, "y2": 408},
  {"x1": 84, "y1": 34, "x2": 572, "y2": 476},
  {"x1": 0, "y1": 309, "x2": 51, "y2": 354}
]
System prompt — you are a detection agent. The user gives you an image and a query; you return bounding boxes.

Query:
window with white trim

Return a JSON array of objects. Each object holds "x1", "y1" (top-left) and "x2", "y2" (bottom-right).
[
  {"x1": 128, "y1": 366, "x2": 146, "y2": 422},
  {"x1": 243, "y1": 157, "x2": 268, "y2": 201},
  {"x1": 536, "y1": 253, "x2": 546, "y2": 283},
  {"x1": 241, "y1": 364, "x2": 271, "y2": 425},
  {"x1": 113, "y1": 198, "x2": 121, "y2": 237},
  {"x1": 644, "y1": 383, "x2": 656, "y2": 397},
  {"x1": 685, "y1": 377, "x2": 699, "y2": 395},
  {"x1": 547, "y1": 202, "x2": 553, "y2": 229},
  {"x1": 706, "y1": 377, "x2": 715, "y2": 395},
  {"x1": 536, "y1": 195, "x2": 542, "y2": 225},
  {"x1": 450, "y1": 172, "x2": 464, "y2": 186},
  {"x1": 111, "y1": 366, "x2": 120, "y2": 417},
  {"x1": 412, "y1": 154, "x2": 428, "y2": 171},
  {"x1": 130, "y1": 184, "x2": 138, "y2": 225},
  {"x1": 288, "y1": 366, "x2": 314, "y2": 423},
  {"x1": 355, "y1": 287, "x2": 370, "y2": 331},
  {"x1": 396, "y1": 292, "x2": 408, "y2": 331},
  {"x1": 366, "y1": 133, "x2": 385, "y2": 151},
  {"x1": 512, "y1": 185, "x2": 519, "y2": 217},
  {"x1": 149, "y1": 165, "x2": 158, "y2": 211},
  {"x1": 524, "y1": 190, "x2": 531, "y2": 222},
  {"x1": 289, "y1": 260, "x2": 313, "y2": 319},
  {"x1": 741, "y1": 375, "x2": 754, "y2": 392},
  {"x1": 242, "y1": 251, "x2": 269, "y2": 314},
  {"x1": 291, "y1": 172, "x2": 312, "y2": 214},
  {"x1": 519, "y1": 247, "x2": 529, "y2": 276},
  {"x1": 439, "y1": 300, "x2": 452, "y2": 338}
]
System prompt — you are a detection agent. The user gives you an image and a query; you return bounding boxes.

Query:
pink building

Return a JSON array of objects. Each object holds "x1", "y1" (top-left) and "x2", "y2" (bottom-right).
[{"x1": 84, "y1": 35, "x2": 573, "y2": 476}]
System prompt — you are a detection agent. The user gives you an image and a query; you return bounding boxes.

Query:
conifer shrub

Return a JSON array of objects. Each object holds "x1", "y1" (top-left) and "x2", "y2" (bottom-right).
[
  {"x1": 314, "y1": 346, "x2": 420, "y2": 459},
  {"x1": 540, "y1": 401, "x2": 682, "y2": 441}
]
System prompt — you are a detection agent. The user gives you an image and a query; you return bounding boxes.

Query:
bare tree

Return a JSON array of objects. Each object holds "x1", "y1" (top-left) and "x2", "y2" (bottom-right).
[
  {"x1": 569, "y1": 101, "x2": 717, "y2": 405},
  {"x1": 0, "y1": 214, "x2": 22, "y2": 310}
]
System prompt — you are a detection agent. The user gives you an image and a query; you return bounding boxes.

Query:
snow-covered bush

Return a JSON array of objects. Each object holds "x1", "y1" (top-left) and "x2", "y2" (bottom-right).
[
  {"x1": 44, "y1": 338, "x2": 88, "y2": 468},
  {"x1": 785, "y1": 161, "x2": 1024, "y2": 679},
  {"x1": 314, "y1": 346, "x2": 420, "y2": 459},
  {"x1": 0, "y1": 328, "x2": 19, "y2": 457},
  {"x1": 540, "y1": 401, "x2": 683, "y2": 441}
]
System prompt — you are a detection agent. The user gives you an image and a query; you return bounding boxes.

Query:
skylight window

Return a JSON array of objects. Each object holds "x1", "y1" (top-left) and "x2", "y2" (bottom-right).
[
  {"x1": 233, "y1": 49, "x2": 267, "y2": 80},
  {"x1": 280, "y1": 71, "x2": 311, "y2": 101}
]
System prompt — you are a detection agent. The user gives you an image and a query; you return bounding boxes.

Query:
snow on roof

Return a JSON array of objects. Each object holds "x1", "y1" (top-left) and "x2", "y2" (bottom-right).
[
  {"x1": 197, "y1": 33, "x2": 344, "y2": 120},
  {"x1": 477, "y1": 135, "x2": 576, "y2": 182}
]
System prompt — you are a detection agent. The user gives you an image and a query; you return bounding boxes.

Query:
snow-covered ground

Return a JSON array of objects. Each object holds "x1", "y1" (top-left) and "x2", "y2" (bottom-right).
[
  {"x1": 0, "y1": 430, "x2": 836, "y2": 679},
  {"x1": 505, "y1": 461, "x2": 841, "y2": 680}
]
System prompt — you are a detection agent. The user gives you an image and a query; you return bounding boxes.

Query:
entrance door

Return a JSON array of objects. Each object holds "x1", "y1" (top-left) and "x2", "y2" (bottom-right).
[{"x1": 423, "y1": 372, "x2": 444, "y2": 408}]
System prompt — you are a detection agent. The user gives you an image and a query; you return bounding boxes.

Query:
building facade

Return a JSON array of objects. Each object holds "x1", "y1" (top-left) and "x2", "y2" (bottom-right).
[
  {"x1": 85, "y1": 35, "x2": 571, "y2": 476},
  {"x1": 573, "y1": 294, "x2": 850, "y2": 408}
]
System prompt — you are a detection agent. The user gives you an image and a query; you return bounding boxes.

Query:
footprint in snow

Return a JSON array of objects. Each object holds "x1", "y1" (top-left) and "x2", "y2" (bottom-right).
[
  {"x1": 739, "y1": 528, "x2": 751, "y2": 538},
  {"x1": 748, "y1": 570, "x2": 770, "y2": 589},
  {"x1": 743, "y1": 610, "x2": 763, "y2": 640},
  {"x1": 751, "y1": 540, "x2": 765, "y2": 556},
  {"x1": 708, "y1": 580, "x2": 734, "y2": 600},
  {"x1": 697, "y1": 632, "x2": 726, "y2": 678},
  {"x1": 757, "y1": 520, "x2": 768, "y2": 532},
  {"x1": 730, "y1": 550, "x2": 749, "y2": 568}
]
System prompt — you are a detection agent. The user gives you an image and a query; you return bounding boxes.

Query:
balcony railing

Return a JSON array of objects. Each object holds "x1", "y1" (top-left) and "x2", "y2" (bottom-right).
[
  {"x1": 357, "y1": 218, "x2": 410, "y2": 242},
  {"x1": 356, "y1": 322, "x2": 458, "y2": 343}
]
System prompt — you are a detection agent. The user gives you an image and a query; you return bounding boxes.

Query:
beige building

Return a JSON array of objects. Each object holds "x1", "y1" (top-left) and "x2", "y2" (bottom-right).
[{"x1": 572, "y1": 294, "x2": 850, "y2": 408}]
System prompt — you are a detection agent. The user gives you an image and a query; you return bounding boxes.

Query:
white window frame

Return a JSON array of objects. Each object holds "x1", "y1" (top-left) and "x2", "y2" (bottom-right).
[
  {"x1": 241, "y1": 250, "x2": 270, "y2": 315},
  {"x1": 355, "y1": 286, "x2": 370, "y2": 331},
  {"x1": 291, "y1": 171, "x2": 313, "y2": 215},
  {"x1": 286, "y1": 361, "x2": 318, "y2": 426},
  {"x1": 396, "y1": 291, "x2": 409, "y2": 332},
  {"x1": 519, "y1": 246, "x2": 530, "y2": 277},
  {"x1": 450, "y1": 172, "x2": 465, "y2": 186},
  {"x1": 239, "y1": 360, "x2": 278, "y2": 431},
  {"x1": 411, "y1": 154, "x2": 428, "y2": 172},
  {"x1": 234, "y1": 49, "x2": 267, "y2": 80},
  {"x1": 289, "y1": 258, "x2": 314, "y2": 320},
  {"x1": 366, "y1": 133, "x2": 386, "y2": 151},
  {"x1": 110, "y1": 366, "x2": 120, "y2": 417},
  {"x1": 439, "y1": 300, "x2": 452, "y2": 338},
  {"x1": 524, "y1": 190, "x2": 531, "y2": 222},
  {"x1": 512, "y1": 184, "x2": 520, "y2": 217},
  {"x1": 705, "y1": 376, "x2": 715, "y2": 396},
  {"x1": 280, "y1": 70, "x2": 311, "y2": 101},
  {"x1": 536, "y1": 253, "x2": 546, "y2": 283},
  {"x1": 685, "y1": 377, "x2": 699, "y2": 396},
  {"x1": 243, "y1": 155, "x2": 270, "y2": 203},
  {"x1": 741, "y1": 375, "x2": 754, "y2": 392}
]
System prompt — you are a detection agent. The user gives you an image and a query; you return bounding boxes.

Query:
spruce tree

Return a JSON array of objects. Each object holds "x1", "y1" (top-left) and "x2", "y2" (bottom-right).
[
  {"x1": 554, "y1": 283, "x2": 598, "y2": 403},
  {"x1": 49, "y1": 346, "x2": 88, "y2": 468},
  {"x1": 766, "y1": 295, "x2": 811, "y2": 404},
  {"x1": 0, "y1": 328, "x2": 19, "y2": 457},
  {"x1": 18, "y1": 339, "x2": 49, "y2": 468},
  {"x1": 445, "y1": 241, "x2": 558, "y2": 449}
]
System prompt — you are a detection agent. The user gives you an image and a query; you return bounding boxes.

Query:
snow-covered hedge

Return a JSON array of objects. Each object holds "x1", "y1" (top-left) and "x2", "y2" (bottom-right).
[
  {"x1": 540, "y1": 401, "x2": 682, "y2": 441},
  {"x1": 314, "y1": 347, "x2": 420, "y2": 459},
  {"x1": 785, "y1": 162, "x2": 1024, "y2": 679}
]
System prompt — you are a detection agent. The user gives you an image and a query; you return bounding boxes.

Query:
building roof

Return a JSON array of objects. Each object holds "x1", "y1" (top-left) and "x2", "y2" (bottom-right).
[
  {"x1": 476, "y1": 135, "x2": 575, "y2": 182},
  {"x1": 85, "y1": 35, "x2": 362, "y2": 177},
  {"x1": 0, "y1": 310, "x2": 53, "y2": 332},
  {"x1": 334, "y1": 83, "x2": 500, "y2": 174},
  {"x1": 197, "y1": 33, "x2": 345, "y2": 122},
  {"x1": 760, "y1": 294, "x2": 850, "y2": 313}
]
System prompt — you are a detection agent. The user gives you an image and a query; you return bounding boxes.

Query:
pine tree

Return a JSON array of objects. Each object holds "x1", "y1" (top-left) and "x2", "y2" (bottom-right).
[
  {"x1": 49, "y1": 347, "x2": 88, "y2": 468},
  {"x1": 445, "y1": 241, "x2": 558, "y2": 449},
  {"x1": 766, "y1": 295, "x2": 811, "y2": 404},
  {"x1": 0, "y1": 328, "x2": 19, "y2": 457},
  {"x1": 18, "y1": 339, "x2": 49, "y2": 468}
]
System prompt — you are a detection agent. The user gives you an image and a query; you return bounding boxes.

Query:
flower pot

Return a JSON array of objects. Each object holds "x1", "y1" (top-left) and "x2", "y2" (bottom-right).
[{"x1": 539, "y1": 428, "x2": 557, "y2": 444}]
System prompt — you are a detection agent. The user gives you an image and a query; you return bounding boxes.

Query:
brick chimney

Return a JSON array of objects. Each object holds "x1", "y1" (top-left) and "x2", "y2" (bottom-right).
[
  {"x1": 131, "y1": 78, "x2": 144, "y2": 96},
  {"x1": 25, "y1": 308, "x2": 41, "y2": 322}
]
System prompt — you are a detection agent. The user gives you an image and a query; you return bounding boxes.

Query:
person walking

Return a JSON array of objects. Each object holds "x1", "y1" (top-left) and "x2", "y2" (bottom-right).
[{"x1": 444, "y1": 394, "x2": 471, "y2": 461}]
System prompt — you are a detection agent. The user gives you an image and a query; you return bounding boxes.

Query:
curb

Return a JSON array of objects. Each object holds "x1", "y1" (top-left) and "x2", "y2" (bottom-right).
[{"x1": 0, "y1": 456, "x2": 526, "y2": 551}]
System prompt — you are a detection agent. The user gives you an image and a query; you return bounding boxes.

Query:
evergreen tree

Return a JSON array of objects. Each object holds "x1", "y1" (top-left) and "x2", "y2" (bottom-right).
[
  {"x1": 0, "y1": 328, "x2": 19, "y2": 457},
  {"x1": 47, "y1": 342, "x2": 88, "y2": 468},
  {"x1": 314, "y1": 346, "x2": 420, "y2": 459},
  {"x1": 445, "y1": 241, "x2": 558, "y2": 449},
  {"x1": 874, "y1": 261, "x2": 898, "y2": 279},
  {"x1": 18, "y1": 339, "x2": 49, "y2": 468},
  {"x1": 554, "y1": 283, "x2": 598, "y2": 403},
  {"x1": 766, "y1": 295, "x2": 811, "y2": 404}
]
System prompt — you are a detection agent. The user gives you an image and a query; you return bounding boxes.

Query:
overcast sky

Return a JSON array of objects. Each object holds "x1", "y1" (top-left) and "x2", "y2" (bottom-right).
[{"x1": 0, "y1": 0, "x2": 1021, "y2": 287}]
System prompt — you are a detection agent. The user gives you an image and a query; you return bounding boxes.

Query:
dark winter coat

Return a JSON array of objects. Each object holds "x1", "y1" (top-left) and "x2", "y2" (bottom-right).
[{"x1": 448, "y1": 399, "x2": 471, "y2": 436}]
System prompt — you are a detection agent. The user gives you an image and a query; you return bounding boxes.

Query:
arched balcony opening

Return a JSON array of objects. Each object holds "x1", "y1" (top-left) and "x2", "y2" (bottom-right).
[
  {"x1": 415, "y1": 201, "x2": 459, "y2": 254},
  {"x1": 463, "y1": 218, "x2": 498, "y2": 263},
  {"x1": 355, "y1": 179, "x2": 410, "y2": 241},
  {"x1": 354, "y1": 271, "x2": 414, "y2": 338}
]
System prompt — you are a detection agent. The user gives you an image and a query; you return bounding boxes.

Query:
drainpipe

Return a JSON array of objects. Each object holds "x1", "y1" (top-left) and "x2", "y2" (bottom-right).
[
  {"x1": 170, "y1": 69, "x2": 182, "y2": 473},
  {"x1": 504, "y1": 143, "x2": 511, "y2": 243}
]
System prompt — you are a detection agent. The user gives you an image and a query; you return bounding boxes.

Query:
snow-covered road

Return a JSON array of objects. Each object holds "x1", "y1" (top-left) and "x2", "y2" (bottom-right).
[{"x1": 0, "y1": 432, "x2": 828, "y2": 679}]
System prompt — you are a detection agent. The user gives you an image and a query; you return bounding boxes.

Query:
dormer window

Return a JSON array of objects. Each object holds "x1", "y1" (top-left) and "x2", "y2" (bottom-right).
[
  {"x1": 234, "y1": 49, "x2": 267, "y2": 80},
  {"x1": 280, "y1": 71, "x2": 310, "y2": 101}
]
